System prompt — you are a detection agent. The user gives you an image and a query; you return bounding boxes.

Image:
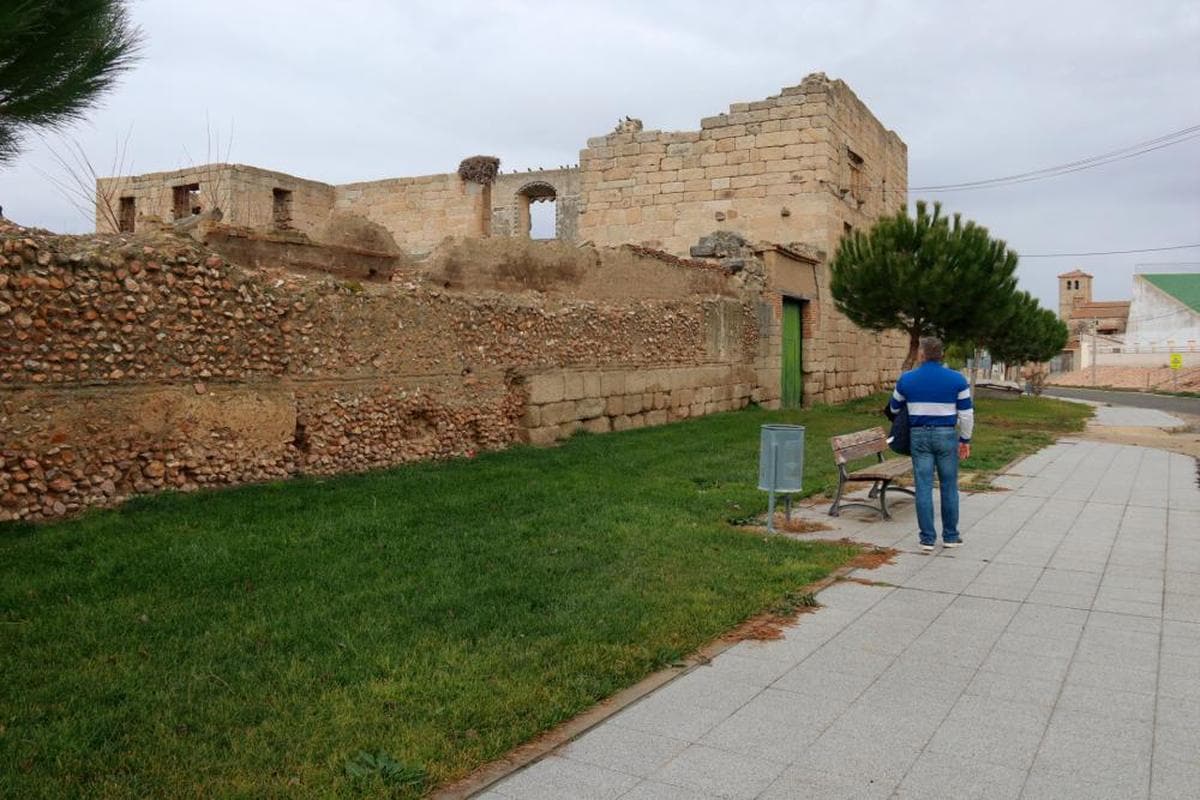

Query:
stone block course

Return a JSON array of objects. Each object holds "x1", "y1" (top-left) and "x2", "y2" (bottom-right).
[{"x1": 528, "y1": 373, "x2": 565, "y2": 404}]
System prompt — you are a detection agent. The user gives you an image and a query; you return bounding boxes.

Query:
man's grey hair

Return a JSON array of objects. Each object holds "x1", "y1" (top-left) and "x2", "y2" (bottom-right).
[{"x1": 919, "y1": 336, "x2": 944, "y2": 361}]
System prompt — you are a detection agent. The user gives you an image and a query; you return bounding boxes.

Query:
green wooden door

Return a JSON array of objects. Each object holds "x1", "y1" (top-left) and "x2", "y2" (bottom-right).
[{"x1": 781, "y1": 299, "x2": 803, "y2": 408}]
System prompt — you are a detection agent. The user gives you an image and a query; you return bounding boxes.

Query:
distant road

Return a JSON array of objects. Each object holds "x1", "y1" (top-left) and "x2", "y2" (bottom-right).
[{"x1": 1042, "y1": 386, "x2": 1200, "y2": 416}]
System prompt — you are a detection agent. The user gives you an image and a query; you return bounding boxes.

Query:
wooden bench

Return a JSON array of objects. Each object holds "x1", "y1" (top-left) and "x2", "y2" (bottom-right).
[{"x1": 829, "y1": 427, "x2": 915, "y2": 519}]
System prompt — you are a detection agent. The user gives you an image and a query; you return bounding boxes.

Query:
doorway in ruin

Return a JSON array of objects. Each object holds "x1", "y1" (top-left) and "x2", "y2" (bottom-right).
[{"x1": 517, "y1": 181, "x2": 557, "y2": 239}]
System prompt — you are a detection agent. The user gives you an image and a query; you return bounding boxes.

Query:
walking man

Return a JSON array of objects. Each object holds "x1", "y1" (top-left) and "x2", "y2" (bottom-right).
[{"x1": 889, "y1": 337, "x2": 974, "y2": 552}]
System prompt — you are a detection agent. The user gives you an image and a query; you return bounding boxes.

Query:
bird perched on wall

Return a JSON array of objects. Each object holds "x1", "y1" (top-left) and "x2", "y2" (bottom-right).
[{"x1": 615, "y1": 116, "x2": 644, "y2": 133}]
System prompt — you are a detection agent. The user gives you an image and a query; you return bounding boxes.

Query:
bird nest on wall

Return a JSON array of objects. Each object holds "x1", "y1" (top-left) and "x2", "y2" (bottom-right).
[{"x1": 457, "y1": 155, "x2": 501, "y2": 185}]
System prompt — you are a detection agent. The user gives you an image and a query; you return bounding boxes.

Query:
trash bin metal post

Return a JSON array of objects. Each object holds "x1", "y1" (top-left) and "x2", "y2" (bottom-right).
[{"x1": 766, "y1": 440, "x2": 778, "y2": 533}]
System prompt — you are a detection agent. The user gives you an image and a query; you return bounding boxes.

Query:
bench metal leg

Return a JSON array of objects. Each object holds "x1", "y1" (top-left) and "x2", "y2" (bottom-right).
[
  {"x1": 829, "y1": 474, "x2": 846, "y2": 517},
  {"x1": 879, "y1": 480, "x2": 891, "y2": 519}
]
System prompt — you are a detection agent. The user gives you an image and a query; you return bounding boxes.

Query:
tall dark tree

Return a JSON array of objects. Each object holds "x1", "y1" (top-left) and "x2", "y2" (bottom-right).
[
  {"x1": 986, "y1": 291, "x2": 1069, "y2": 366},
  {"x1": 830, "y1": 201, "x2": 1020, "y2": 368},
  {"x1": 0, "y1": 1, "x2": 141, "y2": 166}
]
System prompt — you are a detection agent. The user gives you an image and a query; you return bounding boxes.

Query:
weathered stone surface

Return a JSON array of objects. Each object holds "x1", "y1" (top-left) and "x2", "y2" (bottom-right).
[
  {"x1": 528, "y1": 373, "x2": 565, "y2": 405},
  {"x1": 581, "y1": 416, "x2": 611, "y2": 434},
  {"x1": 576, "y1": 397, "x2": 606, "y2": 419}
]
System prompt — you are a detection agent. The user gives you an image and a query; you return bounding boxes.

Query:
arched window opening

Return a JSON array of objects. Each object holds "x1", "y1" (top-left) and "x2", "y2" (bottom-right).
[{"x1": 517, "y1": 182, "x2": 557, "y2": 240}]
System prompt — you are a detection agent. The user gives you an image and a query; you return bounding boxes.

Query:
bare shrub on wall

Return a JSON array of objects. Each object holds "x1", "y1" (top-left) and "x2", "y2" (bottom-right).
[
  {"x1": 182, "y1": 115, "x2": 234, "y2": 218},
  {"x1": 38, "y1": 127, "x2": 134, "y2": 231}
]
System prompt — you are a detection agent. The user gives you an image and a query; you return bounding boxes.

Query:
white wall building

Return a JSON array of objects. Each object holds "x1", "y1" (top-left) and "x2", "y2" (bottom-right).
[{"x1": 1083, "y1": 272, "x2": 1200, "y2": 369}]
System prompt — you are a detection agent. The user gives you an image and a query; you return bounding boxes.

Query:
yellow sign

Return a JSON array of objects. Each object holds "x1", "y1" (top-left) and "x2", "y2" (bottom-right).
[{"x1": 1170, "y1": 353, "x2": 1183, "y2": 370}]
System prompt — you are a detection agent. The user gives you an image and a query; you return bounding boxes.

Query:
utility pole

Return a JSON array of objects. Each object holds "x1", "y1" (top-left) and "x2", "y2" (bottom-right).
[{"x1": 1090, "y1": 322, "x2": 1098, "y2": 387}]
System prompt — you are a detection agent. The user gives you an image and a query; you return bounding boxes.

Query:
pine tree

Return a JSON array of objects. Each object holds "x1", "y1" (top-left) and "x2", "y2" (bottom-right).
[
  {"x1": 0, "y1": 1, "x2": 141, "y2": 166},
  {"x1": 987, "y1": 292, "x2": 1068, "y2": 366},
  {"x1": 830, "y1": 201, "x2": 1020, "y2": 369}
]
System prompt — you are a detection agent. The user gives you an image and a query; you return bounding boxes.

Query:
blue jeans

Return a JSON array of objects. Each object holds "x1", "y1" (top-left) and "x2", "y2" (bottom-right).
[{"x1": 910, "y1": 426, "x2": 960, "y2": 546}]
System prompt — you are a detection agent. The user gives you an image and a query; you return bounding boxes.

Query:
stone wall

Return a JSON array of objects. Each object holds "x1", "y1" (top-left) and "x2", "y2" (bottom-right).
[
  {"x1": 99, "y1": 166, "x2": 494, "y2": 259},
  {"x1": 420, "y1": 236, "x2": 734, "y2": 300},
  {"x1": 200, "y1": 226, "x2": 402, "y2": 282},
  {"x1": 690, "y1": 236, "x2": 907, "y2": 407},
  {"x1": 333, "y1": 173, "x2": 489, "y2": 257},
  {"x1": 562, "y1": 73, "x2": 910, "y2": 400},
  {"x1": 0, "y1": 222, "x2": 760, "y2": 522},
  {"x1": 96, "y1": 164, "x2": 336, "y2": 237},
  {"x1": 575, "y1": 72, "x2": 907, "y2": 258},
  {"x1": 490, "y1": 168, "x2": 582, "y2": 242},
  {"x1": 521, "y1": 364, "x2": 757, "y2": 444}
]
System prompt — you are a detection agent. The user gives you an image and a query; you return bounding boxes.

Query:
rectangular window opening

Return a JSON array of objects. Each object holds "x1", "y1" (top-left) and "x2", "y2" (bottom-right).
[
  {"x1": 172, "y1": 183, "x2": 201, "y2": 219},
  {"x1": 272, "y1": 188, "x2": 294, "y2": 228},
  {"x1": 118, "y1": 196, "x2": 136, "y2": 232},
  {"x1": 847, "y1": 148, "x2": 865, "y2": 205}
]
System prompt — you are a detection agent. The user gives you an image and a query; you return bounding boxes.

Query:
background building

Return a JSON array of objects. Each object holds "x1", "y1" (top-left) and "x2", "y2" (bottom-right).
[{"x1": 1058, "y1": 267, "x2": 1200, "y2": 371}]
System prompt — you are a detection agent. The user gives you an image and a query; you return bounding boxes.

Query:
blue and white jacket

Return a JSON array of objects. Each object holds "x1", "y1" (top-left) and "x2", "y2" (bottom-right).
[{"x1": 888, "y1": 361, "x2": 975, "y2": 443}]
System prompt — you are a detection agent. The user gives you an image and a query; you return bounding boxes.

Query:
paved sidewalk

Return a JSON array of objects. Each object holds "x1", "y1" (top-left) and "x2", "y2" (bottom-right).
[
  {"x1": 484, "y1": 439, "x2": 1200, "y2": 799},
  {"x1": 1090, "y1": 404, "x2": 1188, "y2": 429}
]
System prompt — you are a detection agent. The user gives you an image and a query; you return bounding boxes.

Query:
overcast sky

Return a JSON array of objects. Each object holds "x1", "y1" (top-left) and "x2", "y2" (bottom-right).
[{"x1": 2, "y1": 0, "x2": 1198, "y2": 308}]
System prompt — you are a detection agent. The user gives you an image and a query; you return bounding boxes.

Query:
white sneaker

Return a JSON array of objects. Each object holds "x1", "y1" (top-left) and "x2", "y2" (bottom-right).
[
  {"x1": 920, "y1": 544, "x2": 935, "y2": 553},
  {"x1": 943, "y1": 541, "x2": 963, "y2": 549}
]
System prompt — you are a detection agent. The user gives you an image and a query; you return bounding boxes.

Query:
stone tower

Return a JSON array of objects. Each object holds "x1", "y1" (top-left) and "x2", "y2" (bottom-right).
[{"x1": 1058, "y1": 269, "x2": 1093, "y2": 321}]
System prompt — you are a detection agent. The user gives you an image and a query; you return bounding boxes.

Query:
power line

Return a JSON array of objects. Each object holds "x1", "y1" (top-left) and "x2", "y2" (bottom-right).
[
  {"x1": 911, "y1": 123, "x2": 1200, "y2": 192},
  {"x1": 1020, "y1": 243, "x2": 1200, "y2": 258},
  {"x1": 791, "y1": 130, "x2": 1199, "y2": 205}
]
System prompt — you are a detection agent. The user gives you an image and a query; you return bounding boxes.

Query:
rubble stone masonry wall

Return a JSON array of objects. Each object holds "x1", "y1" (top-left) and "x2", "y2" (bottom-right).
[{"x1": 0, "y1": 224, "x2": 757, "y2": 522}]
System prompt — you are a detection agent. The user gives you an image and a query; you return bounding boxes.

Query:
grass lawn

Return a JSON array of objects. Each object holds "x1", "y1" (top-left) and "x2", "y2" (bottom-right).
[{"x1": 0, "y1": 394, "x2": 1089, "y2": 798}]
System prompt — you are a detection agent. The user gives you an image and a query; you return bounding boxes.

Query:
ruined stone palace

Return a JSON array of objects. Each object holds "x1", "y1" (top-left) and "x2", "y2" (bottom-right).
[
  {"x1": 100, "y1": 73, "x2": 905, "y2": 258},
  {"x1": 98, "y1": 72, "x2": 908, "y2": 401},
  {"x1": 1, "y1": 73, "x2": 909, "y2": 521}
]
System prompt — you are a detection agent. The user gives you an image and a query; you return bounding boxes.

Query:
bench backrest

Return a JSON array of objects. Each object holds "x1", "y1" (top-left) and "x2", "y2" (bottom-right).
[{"x1": 831, "y1": 427, "x2": 887, "y2": 465}]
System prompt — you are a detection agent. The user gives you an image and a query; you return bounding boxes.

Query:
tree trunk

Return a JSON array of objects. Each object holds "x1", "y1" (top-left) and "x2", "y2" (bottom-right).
[
  {"x1": 903, "y1": 329, "x2": 921, "y2": 370},
  {"x1": 970, "y1": 346, "x2": 980, "y2": 395}
]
